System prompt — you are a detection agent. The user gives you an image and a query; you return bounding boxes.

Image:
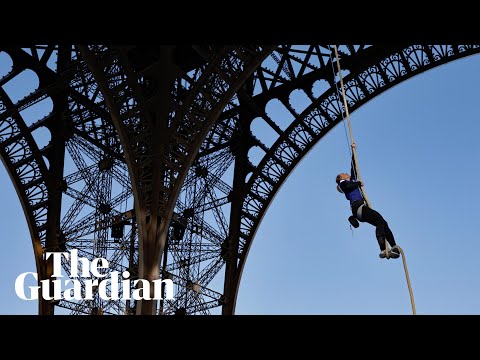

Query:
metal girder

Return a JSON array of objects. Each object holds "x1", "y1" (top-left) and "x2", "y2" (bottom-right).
[
  {"x1": 1, "y1": 45, "x2": 138, "y2": 315},
  {"x1": 0, "y1": 46, "x2": 70, "y2": 314},
  {"x1": 78, "y1": 45, "x2": 274, "y2": 314},
  {"x1": 222, "y1": 44, "x2": 480, "y2": 314}
]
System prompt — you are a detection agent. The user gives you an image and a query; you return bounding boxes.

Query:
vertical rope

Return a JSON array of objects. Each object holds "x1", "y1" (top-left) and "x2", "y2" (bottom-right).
[
  {"x1": 328, "y1": 49, "x2": 353, "y2": 159},
  {"x1": 332, "y1": 45, "x2": 416, "y2": 315},
  {"x1": 332, "y1": 46, "x2": 372, "y2": 209}
]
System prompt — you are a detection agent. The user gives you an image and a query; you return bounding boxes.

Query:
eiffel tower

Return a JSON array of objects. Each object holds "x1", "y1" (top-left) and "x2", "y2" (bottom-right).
[{"x1": 0, "y1": 45, "x2": 478, "y2": 314}]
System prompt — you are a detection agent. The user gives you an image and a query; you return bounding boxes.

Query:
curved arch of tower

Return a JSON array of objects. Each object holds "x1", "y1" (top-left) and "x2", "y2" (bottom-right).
[{"x1": 0, "y1": 45, "x2": 478, "y2": 315}]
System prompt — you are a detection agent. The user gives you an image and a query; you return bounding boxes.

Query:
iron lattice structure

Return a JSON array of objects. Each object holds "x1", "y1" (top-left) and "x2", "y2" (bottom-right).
[{"x1": 0, "y1": 45, "x2": 478, "y2": 315}]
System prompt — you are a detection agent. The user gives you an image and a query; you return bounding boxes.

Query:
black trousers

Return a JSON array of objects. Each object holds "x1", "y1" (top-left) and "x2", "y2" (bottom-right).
[{"x1": 352, "y1": 200, "x2": 396, "y2": 250}]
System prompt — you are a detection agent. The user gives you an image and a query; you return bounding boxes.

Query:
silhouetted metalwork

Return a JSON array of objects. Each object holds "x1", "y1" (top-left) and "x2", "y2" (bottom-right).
[{"x1": 0, "y1": 45, "x2": 478, "y2": 315}]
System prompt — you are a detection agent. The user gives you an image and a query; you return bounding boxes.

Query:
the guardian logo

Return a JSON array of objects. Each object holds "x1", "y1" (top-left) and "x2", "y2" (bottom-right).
[{"x1": 15, "y1": 249, "x2": 174, "y2": 301}]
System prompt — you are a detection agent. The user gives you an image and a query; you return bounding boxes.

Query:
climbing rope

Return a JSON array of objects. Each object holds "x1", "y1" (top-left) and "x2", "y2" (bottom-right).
[
  {"x1": 332, "y1": 45, "x2": 416, "y2": 315},
  {"x1": 398, "y1": 246, "x2": 416, "y2": 314},
  {"x1": 328, "y1": 49, "x2": 353, "y2": 160}
]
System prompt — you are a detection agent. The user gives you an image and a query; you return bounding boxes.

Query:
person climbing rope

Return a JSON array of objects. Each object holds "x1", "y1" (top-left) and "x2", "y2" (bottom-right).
[
  {"x1": 330, "y1": 45, "x2": 415, "y2": 313},
  {"x1": 336, "y1": 144, "x2": 400, "y2": 259}
]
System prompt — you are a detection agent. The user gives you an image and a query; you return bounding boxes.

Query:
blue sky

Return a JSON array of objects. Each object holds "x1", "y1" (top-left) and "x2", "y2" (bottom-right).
[{"x1": 2, "y1": 50, "x2": 480, "y2": 314}]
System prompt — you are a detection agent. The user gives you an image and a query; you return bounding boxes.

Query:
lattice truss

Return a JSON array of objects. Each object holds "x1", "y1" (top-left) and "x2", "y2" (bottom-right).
[
  {"x1": 0, "y1": 46, "x2": 135, "y2": 314},
  {"x1": 150, "y1": 44, "x2": 480, "y2": 315},
  {"x1": 1, "y1": 45, "x2": 479, "y2": 315}
]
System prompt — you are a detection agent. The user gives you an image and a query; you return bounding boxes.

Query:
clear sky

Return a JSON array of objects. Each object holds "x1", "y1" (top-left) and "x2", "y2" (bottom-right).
[{"x1": 2, "y1": 49, "x2": 480, "y2": 315}]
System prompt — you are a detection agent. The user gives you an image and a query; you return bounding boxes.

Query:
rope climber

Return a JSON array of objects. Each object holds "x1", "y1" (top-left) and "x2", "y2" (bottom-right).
[
  {"x1": 332, "y1": 45, "x2": 416, "y2": 315},
  {"x1": 335, "y1": 147, "x2": 400, "y2": 259}
]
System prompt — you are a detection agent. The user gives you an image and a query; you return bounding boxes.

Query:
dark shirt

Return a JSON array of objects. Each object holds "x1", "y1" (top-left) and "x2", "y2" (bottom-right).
[
  {"x1": 339, "y1": 179, "x2": 363, "y2": 204},
  {"x1": 339, "y1": 153, "x2": 365, "y2": 213},
  {"x1": 339, "y1": 161, "x2": 364, "y2": 204}
]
